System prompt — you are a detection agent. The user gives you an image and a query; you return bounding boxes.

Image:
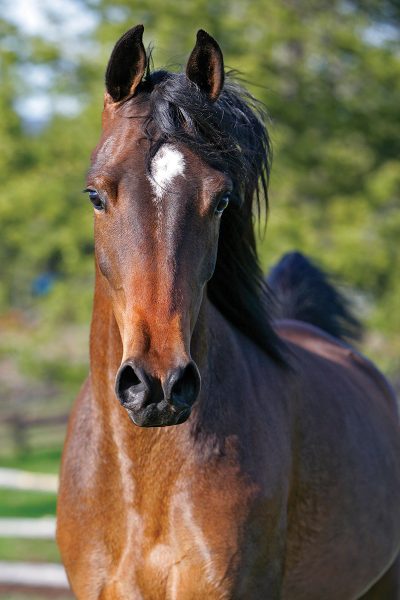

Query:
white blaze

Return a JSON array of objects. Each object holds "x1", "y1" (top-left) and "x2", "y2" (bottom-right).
[{"x1": 148, "y1": 145, "x2": 186, "y2": 200}]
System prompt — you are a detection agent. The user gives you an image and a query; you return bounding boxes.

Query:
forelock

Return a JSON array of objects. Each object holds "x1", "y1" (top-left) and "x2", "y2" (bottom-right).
[{"x1": 118, "y1": 69, "x2": 271, "y2": 208}]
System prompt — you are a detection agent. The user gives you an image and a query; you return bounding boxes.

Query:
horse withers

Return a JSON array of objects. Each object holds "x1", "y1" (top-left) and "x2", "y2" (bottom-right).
[{"x1": 57, "y1": 25, "x2": 400, "y2": 599}]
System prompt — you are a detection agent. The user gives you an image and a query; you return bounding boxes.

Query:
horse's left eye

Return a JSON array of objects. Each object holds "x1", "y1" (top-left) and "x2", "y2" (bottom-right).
[
  {"x1": 84, "y1": 189, "x2": 105, "y2": 211},
  {"x1": 215, "y1": 193, "x2": 230, "y2": 216}
]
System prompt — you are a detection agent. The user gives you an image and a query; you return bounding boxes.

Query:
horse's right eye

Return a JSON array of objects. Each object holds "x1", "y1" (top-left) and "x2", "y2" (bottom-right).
[
  {"x1": 214, "y1": 192, "x2": 230, "y2": 216},
  {"x1": 83, "y1": 189, "x2": 106, "y2": 211}
]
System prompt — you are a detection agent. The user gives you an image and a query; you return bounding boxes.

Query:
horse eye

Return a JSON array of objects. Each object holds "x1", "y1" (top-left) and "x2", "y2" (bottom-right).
[
  {"x1": 215, "y1": 193, "x2": 230, "y2": 216},
  {"x1": 84, "y1": 189, "x2": 105, "y2": 211}
]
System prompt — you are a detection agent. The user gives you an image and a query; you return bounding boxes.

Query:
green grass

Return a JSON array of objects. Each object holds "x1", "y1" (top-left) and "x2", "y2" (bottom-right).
[
  {"x1": 0, "y1": 446, "x2": 62, "y2": 474},
  {"x1": 0, "y1": 489, "x2": 56, "y2": 518},
  {"x1": 0, "y1": 446, "x2": 60, "y2": 566},
  {"x1": 0, "y1": 537, "x2": 60, "y2": 563}
]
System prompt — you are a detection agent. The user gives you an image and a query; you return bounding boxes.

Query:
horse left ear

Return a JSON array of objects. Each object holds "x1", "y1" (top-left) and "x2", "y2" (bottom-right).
[
  {"x1": 105, "y1": 24, "x2": 147, "y2": 103},
  {"x1": 186, "y1": 30, "x2": 224, "y2": 102}
]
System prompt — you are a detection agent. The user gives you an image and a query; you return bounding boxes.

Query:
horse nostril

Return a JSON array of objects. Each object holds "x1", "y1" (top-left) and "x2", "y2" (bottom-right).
[
  {"x1": 116, "y1": 360, "x2": 200, "y2": 420},
  {"x1": 115, "y1": 362, "x2": 145, "y2": 407},
  {"x1": 168, "y1": 362, "x2": 201, "y2": 408},
  {"x1": 118, "y1": 365, "x2": 141, "y2": 392}
]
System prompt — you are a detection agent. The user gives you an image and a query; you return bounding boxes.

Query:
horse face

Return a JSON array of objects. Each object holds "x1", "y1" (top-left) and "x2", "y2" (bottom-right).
[
  {"x1": 88, "y1": 104, "x2": 231, "y2": 426},
  {"x1": 87, "y1": 26, "x2": 226, "y2": 427}
]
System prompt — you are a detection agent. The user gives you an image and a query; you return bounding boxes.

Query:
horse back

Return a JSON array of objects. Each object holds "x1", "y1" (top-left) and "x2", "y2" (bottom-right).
[{"x1": 276, "y1": 318, "x2": 398, "y2": 418}]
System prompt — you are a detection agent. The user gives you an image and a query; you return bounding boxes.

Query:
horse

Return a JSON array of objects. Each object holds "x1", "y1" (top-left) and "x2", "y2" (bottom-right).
[{"x1": 57, "y1": 25, "x2": 400, "y2": 599}]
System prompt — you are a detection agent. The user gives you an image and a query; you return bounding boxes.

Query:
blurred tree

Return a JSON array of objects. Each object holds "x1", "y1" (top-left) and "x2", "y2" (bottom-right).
[{"x1": 1, "y1": 0, "x2": 399, "y2": 376}]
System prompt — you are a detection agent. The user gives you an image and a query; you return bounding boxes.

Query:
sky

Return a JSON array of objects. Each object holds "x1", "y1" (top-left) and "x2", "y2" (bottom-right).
[
  {"x1": 3, "y1": 0, "x2": 96, "y2": 38},
  {"x1": 2, "y1": 0, "x2": 397, "y2": 124},
  {"x1": 2, "y1": 0, "x2": 98, "y2": 123}
]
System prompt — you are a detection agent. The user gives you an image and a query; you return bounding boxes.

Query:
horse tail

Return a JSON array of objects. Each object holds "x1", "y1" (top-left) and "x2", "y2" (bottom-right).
[{"x1": 267, "y1": 251, "x2": 362, "y2": 343}]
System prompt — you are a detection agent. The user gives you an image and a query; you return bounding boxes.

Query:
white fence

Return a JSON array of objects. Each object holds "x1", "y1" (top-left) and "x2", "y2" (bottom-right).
[
  {"x1": 0, "y1": 467, "x2": 58, "y2": 493},
  {"x1": 0, "y1": 561, "x2": 69, "y2": 588},
  {"x1": 0, "y1": 467, "x2": 71, "y2": 592},
  {"x1": 0, "y1": 517, "x2": 56, "y2": 539}
]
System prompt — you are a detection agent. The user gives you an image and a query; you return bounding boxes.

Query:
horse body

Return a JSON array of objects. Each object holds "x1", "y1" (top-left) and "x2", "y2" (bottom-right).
[
  {"x1": 57, "y1": 25, "x2": 400, "y2": 599},
  {"x1": 58, "y1": 291, "x2": 400, "y2": 599}
]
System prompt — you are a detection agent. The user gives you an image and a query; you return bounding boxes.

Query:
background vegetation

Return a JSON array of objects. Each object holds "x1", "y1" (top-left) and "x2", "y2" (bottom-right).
[{"x1": 0, "y1": 0, "x2": 399, "y2": 461}]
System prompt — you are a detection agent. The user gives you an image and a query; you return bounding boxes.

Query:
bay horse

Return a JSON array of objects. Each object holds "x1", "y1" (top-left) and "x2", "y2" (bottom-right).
[{"x1": 57, "y1": 25, "x2": 400, "y2": 599}]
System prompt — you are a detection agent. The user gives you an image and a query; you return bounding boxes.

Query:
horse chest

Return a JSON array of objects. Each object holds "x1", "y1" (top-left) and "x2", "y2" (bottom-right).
[
  {"x1": 115, "y1": 485, "x2": 249, "y2": 599},
  {"x1": 81, "y1": 453, "x2": 280, "y2": 600}
]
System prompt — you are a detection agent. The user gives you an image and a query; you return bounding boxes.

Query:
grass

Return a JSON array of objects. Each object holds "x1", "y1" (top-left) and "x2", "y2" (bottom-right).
[
  {"x1": 0, "y1": 489, "x2": 56, "y2": 518},
  {"x1": 0, "y1": 537, "x2": 60, "y2": 563},
  {"x1": 0, "y1": 445, "x2": 60, "y2": 565},
  {"x1": 0, "y1": 486, "x2": 60, "y2": 567},
  {"x1": 0, "y1": 447, "x2": 60, "y2": 562},
  {"x1": 0, "y1": 446, "x2": 62, "y2": 475}
]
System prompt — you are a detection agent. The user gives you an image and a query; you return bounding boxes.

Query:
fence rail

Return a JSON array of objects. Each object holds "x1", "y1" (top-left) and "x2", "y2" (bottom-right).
[
  {"x1": 0, "y1": 517, "x2": 56, "y2": 539},
  {"x1": 0, "y1": 561, "x2": 69, "y2": 589},
  {"x1": 0, "y1": 467, "x2": 58, "y2": 492},
  {"x1": 0, "y1": 412, "x2": 68, "y2": 454},
  {"x1": 0, "y1": 466, "x2": 70, "y2": 593}
]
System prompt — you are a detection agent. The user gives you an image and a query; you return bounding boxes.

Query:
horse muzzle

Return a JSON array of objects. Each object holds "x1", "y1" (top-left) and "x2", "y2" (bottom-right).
[{"x1": 115, "y1": 360, "x2": 201, "y2": 427}]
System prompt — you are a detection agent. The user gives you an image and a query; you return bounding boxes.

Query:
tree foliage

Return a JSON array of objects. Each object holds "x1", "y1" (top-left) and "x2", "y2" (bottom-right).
[{"x1": 1, "y1": 0, "x2": 399, "y2": 381}]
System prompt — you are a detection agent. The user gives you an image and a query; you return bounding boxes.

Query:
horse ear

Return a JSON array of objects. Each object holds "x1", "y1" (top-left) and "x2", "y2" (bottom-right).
[
  {"x1": 186, "y1": 30, "x2": 224, "y2": 102},
  {"x1": 105, "y1": 25, "x2": 147, "y2": 102}
]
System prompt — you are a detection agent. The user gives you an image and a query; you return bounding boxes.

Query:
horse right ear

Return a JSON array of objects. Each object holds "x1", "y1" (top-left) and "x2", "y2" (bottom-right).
[
  {"x1": 105, "y1": 25, "x2": 147, "y2": 103},
  {"x1": 186, "y1": 30, "x2": 224, "y2": 102}
]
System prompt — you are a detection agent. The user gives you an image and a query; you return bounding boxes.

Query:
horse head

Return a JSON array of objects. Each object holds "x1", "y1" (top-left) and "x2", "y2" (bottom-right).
[{"x1": 87, "y1": 26, "x2": 235, "y2": 426}]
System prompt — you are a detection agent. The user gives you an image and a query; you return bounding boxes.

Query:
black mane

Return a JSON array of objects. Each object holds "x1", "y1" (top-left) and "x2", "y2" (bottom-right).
[{"x1": 122, "y1": 68, "x2": 286, "y2": 363}]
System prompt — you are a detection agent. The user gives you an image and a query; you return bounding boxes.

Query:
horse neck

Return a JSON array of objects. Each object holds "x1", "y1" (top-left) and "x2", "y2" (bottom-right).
[{"x1": 89, "y1": 266, "x2": 122, "y2": 399}]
